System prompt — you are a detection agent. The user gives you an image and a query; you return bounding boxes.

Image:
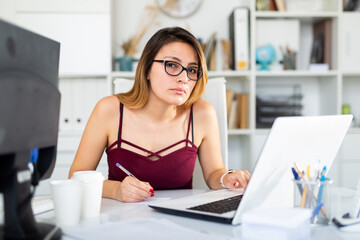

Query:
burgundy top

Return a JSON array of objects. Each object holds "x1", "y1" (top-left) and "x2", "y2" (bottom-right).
[{"x1": 106, "y1": 103, "x2": 198, "y2": 189}]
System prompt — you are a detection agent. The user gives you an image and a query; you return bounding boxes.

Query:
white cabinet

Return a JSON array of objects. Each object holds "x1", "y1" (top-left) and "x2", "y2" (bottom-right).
[
  {"x1": 59, "y1": 78, "x2": 108, "y2": 132},
  {"x1": 12, "y1": 0, "x2": 111, "y2": 75},
  {"x1": 0, "y1": 0, "x2": 112, "y2": 196}
]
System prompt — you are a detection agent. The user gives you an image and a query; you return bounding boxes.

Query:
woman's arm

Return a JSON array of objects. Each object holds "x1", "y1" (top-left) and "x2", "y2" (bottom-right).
[
  {"x1": 195, "y1": 101, "x2": 251, "y2": 190},
  {"x1": 68, "y1": 96, "x2": 153, "y2": 202},
  {"x1": 68, "y1": 96, "x2": 113, "y2": 178}
]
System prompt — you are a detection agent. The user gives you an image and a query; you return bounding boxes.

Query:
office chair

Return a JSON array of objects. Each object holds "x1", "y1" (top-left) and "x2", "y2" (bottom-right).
[{"x1": 113, "y1": 77, "x2": 228, "y2": 189}]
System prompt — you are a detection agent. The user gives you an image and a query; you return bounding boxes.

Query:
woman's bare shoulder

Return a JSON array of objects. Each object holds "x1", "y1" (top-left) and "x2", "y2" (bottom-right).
[
  {"x1": 92, "y1": 95, "x2": 120, "y2": 119},
  {"x1": 193, "y1": 100, "x2": 216, "y2": 115},
  {"x1": 192, "y1": 99, "x2": 217, "y2": 119}
]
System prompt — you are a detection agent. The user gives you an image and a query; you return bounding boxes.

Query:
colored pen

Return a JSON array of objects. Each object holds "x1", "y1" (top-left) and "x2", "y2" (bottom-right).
[
  {"x1": 116, "y1": 163, "x2": 138, "y2": 180},
  {"x1": 291, "y1": 167, "x2": 303, "y2": 194},
  {"x1": 294, "y1": 162, "x2": 304, "y2": 179},
  {"x1": 320, "y1": 166, "x2": 327, "y2": 177},
  {"x1": 301, "y1": 187, "x2": 308, "y2": 208},
  {"x1": 312, "y1": 203, "x2": 324, "y2": 220},
  {"x1": 306, "y1": 165, "x2": 310, "y2": 180},
  {"x1": 316, "y1": 175, "x2": 326, "y2": 207}
]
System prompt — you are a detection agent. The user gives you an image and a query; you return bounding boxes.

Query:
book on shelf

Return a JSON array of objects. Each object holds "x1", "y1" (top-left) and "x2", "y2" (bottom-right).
[
  {"x1": 226, "y1": 89, "x2": 248, "y2": 129},
  {"x1": 310, "y1": 19, "x2": 332, "y2": 69},
  {"x1": 203, "y1": 32, "x2": 217, "y2": 71},
  {"x1": 229, "y1": 7, "x2": 250, "y2": 70},
  {"x1": 237, "y1": 93, "x2": 248, "y2": 129},
  {"x1": 226, "y1": 89, "x2": 235, "y2": 120},
  {"x1": 275, "y1": 0, "x2": 286, "y2": 11},
  {"x1": 269, "y1": 0, "x2": 278, "y2": 11}
]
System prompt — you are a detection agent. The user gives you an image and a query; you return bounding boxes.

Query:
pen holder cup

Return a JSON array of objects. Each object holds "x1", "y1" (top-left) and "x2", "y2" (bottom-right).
[{"x1": 293, "y1": 178, "x2": 333, "y2": 225}]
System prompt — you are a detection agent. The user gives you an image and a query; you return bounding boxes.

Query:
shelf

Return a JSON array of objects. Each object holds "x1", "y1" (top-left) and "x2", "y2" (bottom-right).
[
  {"x1": 58, "y1": 131, "x2": 83, "y2": 137},
  {"x1": 111, "y1": 71, "x2": 251, "y2": 79},
  {"x1": 208, "y1": 71, "x2": 251, "y2": 78},
  {"x1": 254, "y1": 129, "x2": 271, "y2": 135},
  {"x1": 59, "y1": 74, "x2": 108, "y2": 79},
  {"x1": 256, "y1": 70, "x2": 338, "y2": 77},
  {"x1": 255, "y1": 11, "x2": 339, "y2": 19},
  {"x1": 348, "y1": 128, "x2": 360, "y2": 134},
  {"x1": 228, "y1": 129, "x2": 252, "y2": 135},
  {"x1": 111, "y1": 71, "x2": 135, "y2": 79},
  {"x1": 342, "y1": 72, "x2": 360, "y2": 77}
]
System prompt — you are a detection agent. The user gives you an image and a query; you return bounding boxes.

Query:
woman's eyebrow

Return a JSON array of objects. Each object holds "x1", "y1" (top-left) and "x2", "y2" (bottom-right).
[
  {"x1": 163, "y1": 56, "x2": 199, "y2": 66},
  {"x1": 163, "y1": 56, "x2": 182, "y2": 62}
]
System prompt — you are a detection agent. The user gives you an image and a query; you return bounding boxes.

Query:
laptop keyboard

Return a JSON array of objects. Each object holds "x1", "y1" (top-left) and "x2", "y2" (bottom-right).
[{"x1": 187, "y1": 195, "x2": 243, "y2": 214}]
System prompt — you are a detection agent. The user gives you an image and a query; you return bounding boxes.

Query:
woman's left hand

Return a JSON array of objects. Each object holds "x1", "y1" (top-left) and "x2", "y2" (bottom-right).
[{"x1": 223, "y1": 170, "x2": 251, "y2": 190}]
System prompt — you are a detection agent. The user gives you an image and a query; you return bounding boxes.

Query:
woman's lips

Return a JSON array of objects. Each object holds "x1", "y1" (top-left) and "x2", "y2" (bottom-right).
[{"x1": 172, "y1": 88, "x2": 186, "y2": 94}]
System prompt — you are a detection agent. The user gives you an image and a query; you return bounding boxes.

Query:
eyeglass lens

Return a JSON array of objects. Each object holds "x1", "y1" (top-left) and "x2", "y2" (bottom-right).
[{"x1": 164, "y1": 61, "x2": 201, "y2": 81}]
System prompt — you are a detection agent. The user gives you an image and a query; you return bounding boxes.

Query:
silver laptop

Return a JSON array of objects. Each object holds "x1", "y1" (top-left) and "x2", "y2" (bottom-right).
[{"x1": 149, "y1": 115, "x2": 353, "y2": 225}]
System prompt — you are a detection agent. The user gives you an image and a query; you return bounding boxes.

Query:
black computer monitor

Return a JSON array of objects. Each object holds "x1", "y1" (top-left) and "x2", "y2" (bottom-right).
[{"x1": 0, "y1": 19, "x2": 62, "y2": 239}]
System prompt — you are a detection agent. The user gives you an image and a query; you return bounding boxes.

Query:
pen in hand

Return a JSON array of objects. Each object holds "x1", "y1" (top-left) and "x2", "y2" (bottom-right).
[
  {"x1": 116, "y1": 163, "x2": 154, "y2": 198},
  {"x1": 116, "y1": 163, "x2": 138, "y2": 180}
]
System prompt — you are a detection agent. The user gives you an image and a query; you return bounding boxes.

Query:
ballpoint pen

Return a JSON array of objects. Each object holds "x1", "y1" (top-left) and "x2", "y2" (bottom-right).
[
  {"x1": 306, "y1": 165, "x2": 310, "y2": 180},
  {"x1": 291, "y1": 167, "x2": 303, "y2": 194},
  {"x1": 316, "y1": 175, "x2": 326, "y2": 207},
  {"x1": 116, "y1": 163, "x2": 138, "y2": 180},
  {"x1": 312, "y1": 203, "x2": 324, "y2": 220}
]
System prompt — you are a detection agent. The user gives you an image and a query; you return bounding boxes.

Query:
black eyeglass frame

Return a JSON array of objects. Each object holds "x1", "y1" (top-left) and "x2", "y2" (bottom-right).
[{"x1": 153, "y1": 60, "x2": 203, "y2": 81}]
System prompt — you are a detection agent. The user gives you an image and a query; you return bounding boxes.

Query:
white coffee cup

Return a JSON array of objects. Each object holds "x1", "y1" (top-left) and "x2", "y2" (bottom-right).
[
  {"x1": 50, "y1": 179, "x2": 82, "y2": 226},
  {"x1": 71, "y1": 171, "x2": 104, "y2": 218}
]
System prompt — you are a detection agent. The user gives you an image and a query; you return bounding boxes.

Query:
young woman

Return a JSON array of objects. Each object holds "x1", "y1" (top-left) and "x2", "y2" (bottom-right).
[{"x1": 69, "y1": 27, "x2": 251, "y2": 202}]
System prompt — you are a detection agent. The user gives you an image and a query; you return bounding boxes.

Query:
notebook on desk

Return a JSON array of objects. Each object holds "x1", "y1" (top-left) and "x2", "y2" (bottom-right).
[{"x1": 149, "y1": 115, "x2": 353, "y2": 225}]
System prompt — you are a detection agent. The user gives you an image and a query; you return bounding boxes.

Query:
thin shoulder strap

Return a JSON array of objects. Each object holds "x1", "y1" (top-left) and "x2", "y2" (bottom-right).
[
  {"x1": 186, "y1": 104, "x2": 194, "y2": 142},
  {"x1": 191, "y1": 108, "x2": 194, "y2": 142},
  {"x1": 118, "y1": 103, "x2": 124, "y2": 147}
]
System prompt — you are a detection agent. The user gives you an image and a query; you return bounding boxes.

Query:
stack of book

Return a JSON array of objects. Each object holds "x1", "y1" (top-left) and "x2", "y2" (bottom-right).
[
  {"x1": 256, "y1": 89, "x2": 303, "y2": 128},
  {"x1": 226, "y1": 89, "x2": 248, "y2": 129}
]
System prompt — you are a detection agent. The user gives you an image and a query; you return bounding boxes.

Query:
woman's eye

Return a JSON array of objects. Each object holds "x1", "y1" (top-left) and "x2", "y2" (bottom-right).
[
  {"x1": 188, "y1": 68, "x2": 197, "y2": 74},
  {"x1": 166, "y1": 62, "x2": 177, "y2": 68}
]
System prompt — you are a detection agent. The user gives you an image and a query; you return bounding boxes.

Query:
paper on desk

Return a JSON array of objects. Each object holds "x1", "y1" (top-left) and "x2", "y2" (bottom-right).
[
  {"x1": 128, "y1": 197, "x2": 171, "y2": 205},
  {"x1": 64, "y1": 218, "x2": 228, "y2": 240}
]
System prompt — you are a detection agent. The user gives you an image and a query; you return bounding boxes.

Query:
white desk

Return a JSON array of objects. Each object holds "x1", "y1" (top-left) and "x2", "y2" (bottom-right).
[{"x1": 36, "y1": 189, "x2": 360, "y2": 240}]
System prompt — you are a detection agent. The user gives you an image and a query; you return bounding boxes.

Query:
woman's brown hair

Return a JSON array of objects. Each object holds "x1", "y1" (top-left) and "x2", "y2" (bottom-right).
[{"x1": 115, "y1": 27, "x2": 208, "y2": 109}]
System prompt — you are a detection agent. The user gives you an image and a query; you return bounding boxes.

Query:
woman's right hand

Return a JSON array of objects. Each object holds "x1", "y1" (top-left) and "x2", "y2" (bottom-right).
[{"x1": 115, "y1": 176, "x2": 154, "y2": 202}]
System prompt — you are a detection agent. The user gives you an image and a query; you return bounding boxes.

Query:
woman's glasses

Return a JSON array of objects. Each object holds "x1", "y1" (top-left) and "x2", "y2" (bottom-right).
[{"x1": 153, "y1": 60, "x2": 202, "y2": 81}]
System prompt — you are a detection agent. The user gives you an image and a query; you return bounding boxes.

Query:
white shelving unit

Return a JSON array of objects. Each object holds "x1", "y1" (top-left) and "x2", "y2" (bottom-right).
[
  {"x1": 2, "y1": 0, "x2": 360, "y2": 193},
  {"x1": 109, "y1": 0, "x2": 360, "y2": 188}
]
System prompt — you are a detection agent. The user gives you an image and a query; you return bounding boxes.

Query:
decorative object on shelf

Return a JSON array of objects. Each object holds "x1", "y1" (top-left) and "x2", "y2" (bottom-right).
[
  {"x1": 256, "y1": 44, "x2": 276, "y2": 71},
  {"x1": 256, "y1": 0, "x2": 269, "y2": 11},
  {"x1": 280, "y1": 45, "x2": 296, "y2": 70},
  {"x1": 342, "y1": 104, "x2": 357, "y2": 128},
  {"x1": 156, "y1": 0, "x2": 202, "y2": 18},
  {"x1": 119, "y1": 2, "x2": 172, "y2": 71},
  {"x1": 117, "y1": 56, "x2": 134, "y2": 72}
]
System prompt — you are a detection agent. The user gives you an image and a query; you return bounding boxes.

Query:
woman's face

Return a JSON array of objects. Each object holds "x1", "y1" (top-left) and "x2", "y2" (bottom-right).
[{"x1": 147, "y1": 41, "x2": 199, "y2": 107}]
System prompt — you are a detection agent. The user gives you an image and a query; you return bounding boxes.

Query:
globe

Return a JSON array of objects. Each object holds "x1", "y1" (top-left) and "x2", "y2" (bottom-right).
[{"x1": 256, "y1": 44, "x2": 276, "y2": 71}]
